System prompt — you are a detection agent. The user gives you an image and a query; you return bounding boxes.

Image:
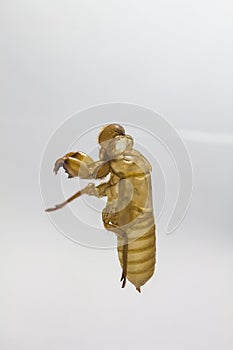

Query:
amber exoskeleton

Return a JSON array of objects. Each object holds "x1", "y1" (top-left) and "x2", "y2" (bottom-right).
[{"x1": 45, "y1": 124, "x2": 156, "y2": 292}]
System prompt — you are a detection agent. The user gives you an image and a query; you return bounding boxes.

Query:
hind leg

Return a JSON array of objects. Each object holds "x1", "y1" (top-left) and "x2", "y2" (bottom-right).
[{"x1": 102, "y1": 213, "x2": 128, "y2": 288}]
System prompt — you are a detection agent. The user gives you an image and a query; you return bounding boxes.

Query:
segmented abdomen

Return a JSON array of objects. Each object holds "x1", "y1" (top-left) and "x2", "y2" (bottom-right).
[{"x1": 117, "y1": 214, "x2": 156, "y2": 292}]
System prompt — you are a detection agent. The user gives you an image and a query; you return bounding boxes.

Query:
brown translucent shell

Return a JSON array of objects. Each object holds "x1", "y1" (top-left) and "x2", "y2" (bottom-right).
[{"x1": 98, "y1": 124, "x2": 125, "y2": 144}]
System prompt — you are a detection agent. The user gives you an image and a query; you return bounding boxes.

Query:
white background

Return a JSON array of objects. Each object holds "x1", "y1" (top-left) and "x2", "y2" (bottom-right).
[{"x1": 1, "y1": 1, "x2": 233, "y2": 350}]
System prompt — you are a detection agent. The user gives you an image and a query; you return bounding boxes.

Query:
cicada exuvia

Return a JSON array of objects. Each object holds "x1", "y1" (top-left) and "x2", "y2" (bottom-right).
[{"x1": 46, "y1": 124, "x2": 156, "y2": 292}]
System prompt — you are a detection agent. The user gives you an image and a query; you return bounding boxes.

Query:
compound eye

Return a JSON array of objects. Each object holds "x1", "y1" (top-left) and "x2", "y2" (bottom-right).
[{"x1": 114, "y1": 139, "x2": 127, "y2": 153}]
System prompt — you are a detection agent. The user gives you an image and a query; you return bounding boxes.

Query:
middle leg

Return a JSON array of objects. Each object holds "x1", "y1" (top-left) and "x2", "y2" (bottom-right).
[{"x1": 45, "y1": 183, "x2": 99, "y2": 212}]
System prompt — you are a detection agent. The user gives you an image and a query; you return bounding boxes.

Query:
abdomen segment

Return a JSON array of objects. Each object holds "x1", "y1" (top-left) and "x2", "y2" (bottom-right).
[{"x1": 117, "y1": 222, "x2": 156, "y2": 292}]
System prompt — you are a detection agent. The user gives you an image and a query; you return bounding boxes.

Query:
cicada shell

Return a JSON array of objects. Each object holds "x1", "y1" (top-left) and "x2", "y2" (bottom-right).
[{"x1": 46, "y1": 124, "x2": 156, "y2": 292}]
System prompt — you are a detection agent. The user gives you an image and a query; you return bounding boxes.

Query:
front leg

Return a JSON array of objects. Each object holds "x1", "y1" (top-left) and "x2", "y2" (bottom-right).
[{"x1": 54, "y1": 151, "x2": 110, "y2": 179}]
